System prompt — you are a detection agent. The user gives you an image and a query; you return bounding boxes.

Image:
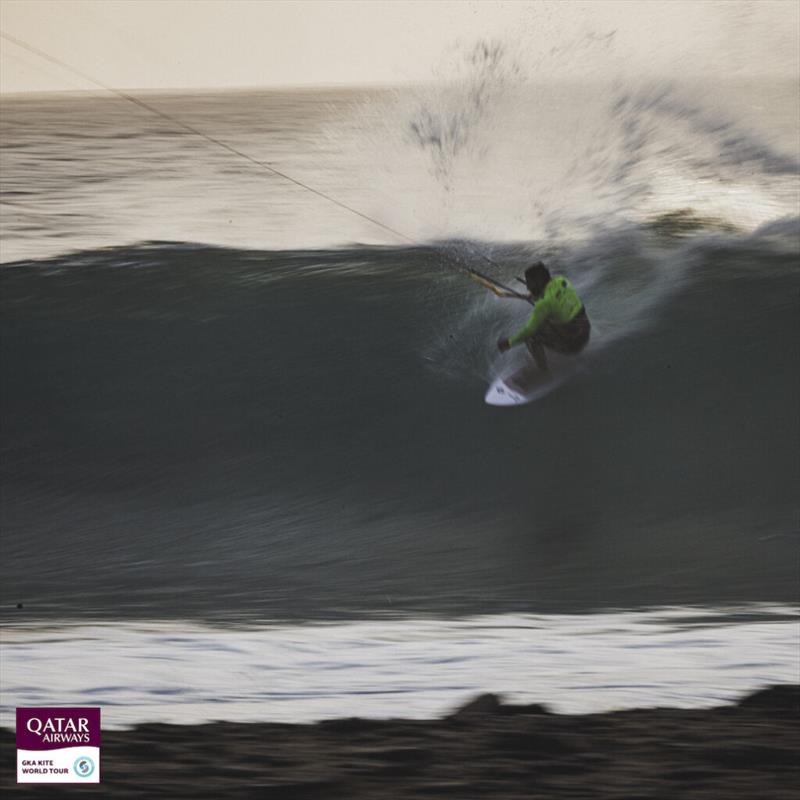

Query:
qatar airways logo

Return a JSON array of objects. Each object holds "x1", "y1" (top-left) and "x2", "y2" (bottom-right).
[
  {"x1": 17, "y1": 708, "x2": 101, "y2": 784},
  {"x1": 25, "y1": 715, "x2": 91, "y2": 744}
]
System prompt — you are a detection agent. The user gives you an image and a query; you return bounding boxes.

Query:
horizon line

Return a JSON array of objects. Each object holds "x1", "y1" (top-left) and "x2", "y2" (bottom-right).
[{"x1": 2, "y1": 73, "x2": 797, "y2": 100}]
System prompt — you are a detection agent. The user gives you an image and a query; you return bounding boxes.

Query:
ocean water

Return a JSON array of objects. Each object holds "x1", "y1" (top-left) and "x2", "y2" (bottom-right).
[{"x1": 1, "y1": 67, "x2": 798, "y2": 724}]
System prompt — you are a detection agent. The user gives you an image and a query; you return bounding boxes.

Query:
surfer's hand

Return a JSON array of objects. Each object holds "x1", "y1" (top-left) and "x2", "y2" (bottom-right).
[{"x1": 497, "y1": 337, "x2": 510, "y2": 353}]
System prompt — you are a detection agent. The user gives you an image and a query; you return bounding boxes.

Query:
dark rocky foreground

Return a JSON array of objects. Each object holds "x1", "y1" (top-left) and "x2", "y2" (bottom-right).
[{"x1": 2, "y1": 686, "x2": 797, "y2": 799}]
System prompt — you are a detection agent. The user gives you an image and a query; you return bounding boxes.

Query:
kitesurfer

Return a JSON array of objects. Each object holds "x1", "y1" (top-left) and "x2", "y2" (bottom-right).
[{"x1": 497, "y1": 262, "x2": 590, "y2": 372}]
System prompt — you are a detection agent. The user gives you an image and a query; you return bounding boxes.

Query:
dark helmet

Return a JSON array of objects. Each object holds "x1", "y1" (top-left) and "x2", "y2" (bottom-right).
[{"x1": 524, "y1": 262, "x2": 551, "y2": 297}]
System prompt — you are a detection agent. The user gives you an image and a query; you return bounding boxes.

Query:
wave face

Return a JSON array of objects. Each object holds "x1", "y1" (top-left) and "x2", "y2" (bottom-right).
[{"x1": 1, "y1": 218, "x2": 797, "y2": 619}]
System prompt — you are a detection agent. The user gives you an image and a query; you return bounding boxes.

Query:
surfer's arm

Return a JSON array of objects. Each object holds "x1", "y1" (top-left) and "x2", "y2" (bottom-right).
[{"x1": 507, "y1": 299, "x2": 552, "y2": 347}]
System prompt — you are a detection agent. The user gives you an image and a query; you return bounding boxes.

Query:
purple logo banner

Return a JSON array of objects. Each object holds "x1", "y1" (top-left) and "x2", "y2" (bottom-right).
[{"x1": 16, "y1": 708, "x2": 101, "y2": 751}]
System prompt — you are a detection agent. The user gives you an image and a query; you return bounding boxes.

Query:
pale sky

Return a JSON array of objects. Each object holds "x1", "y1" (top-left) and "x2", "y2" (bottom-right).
[{"x1": 1, "y1": 0, "x2": 798, "y2": 94}]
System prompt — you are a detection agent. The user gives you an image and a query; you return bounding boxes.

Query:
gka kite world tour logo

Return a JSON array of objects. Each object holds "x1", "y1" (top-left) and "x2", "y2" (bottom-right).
[{"x1": 17, "y1": 708, "x2": 101, "y2": 784}]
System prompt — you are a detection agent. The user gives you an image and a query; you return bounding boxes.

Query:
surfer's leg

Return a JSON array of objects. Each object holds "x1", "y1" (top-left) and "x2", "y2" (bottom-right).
[
  {"x1": 526, "y1": 337, "x2": 549, "y2": 372},
  {"x1": 526, "y1": 321, "x2": 563, "y2": 372}
]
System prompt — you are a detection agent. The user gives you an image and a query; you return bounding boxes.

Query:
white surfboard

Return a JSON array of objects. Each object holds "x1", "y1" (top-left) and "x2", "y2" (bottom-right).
[{"x1": 485, "y1": 360, "x2": 579, "y2": 407}]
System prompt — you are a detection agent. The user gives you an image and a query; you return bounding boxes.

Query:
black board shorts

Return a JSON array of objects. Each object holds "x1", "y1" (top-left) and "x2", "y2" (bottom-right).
[{"x1": 527, "y1": 307, "x2": 591, "y2": 355}]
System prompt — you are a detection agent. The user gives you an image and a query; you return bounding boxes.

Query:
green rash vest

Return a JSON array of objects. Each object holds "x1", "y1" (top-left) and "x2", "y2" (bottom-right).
[{"x1": 507, "y1": 276, "x2": 583, "y2": 347}]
